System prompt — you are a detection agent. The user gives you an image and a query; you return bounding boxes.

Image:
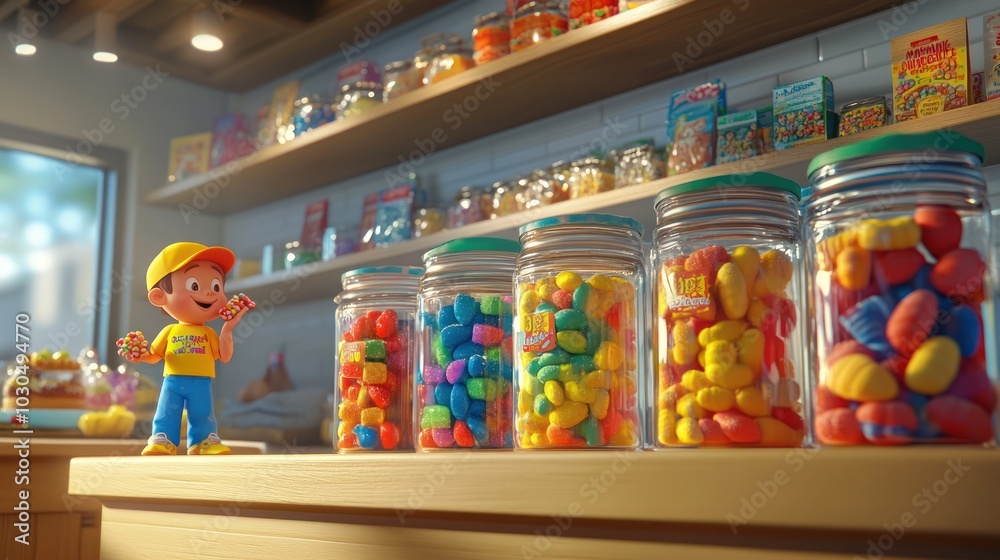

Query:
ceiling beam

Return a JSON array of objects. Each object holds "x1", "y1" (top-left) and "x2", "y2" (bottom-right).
[
  {"x1": 52, "y1": 0, "x2": 152, "y2": 43},
  {"x1": 0, "y1": 0, "x2": 22, "y2": 23},
  {"x1": 229, "y1": 3, "x2": 308, "y2": 35}
]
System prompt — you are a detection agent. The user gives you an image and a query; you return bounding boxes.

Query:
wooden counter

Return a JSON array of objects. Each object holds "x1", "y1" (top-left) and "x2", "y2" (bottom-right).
[
  {"x1": 68, "y1": 447, "x2": 1000, "y2": 559},
  {"x1": 1, "y1": 437, "x2": 264, "y2": 559}
]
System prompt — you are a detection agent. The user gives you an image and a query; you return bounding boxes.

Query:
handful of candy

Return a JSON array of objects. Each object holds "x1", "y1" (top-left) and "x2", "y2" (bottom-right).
[
  {"x1": 220, "y1": 293, "x2": 255, "y2": 321},
  {"x1": 116, "y1": 331, "x2": 148, "y2": 360}
]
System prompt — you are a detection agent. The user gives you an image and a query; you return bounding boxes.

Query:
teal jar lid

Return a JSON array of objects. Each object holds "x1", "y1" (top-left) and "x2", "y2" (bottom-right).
[
  {"x1": 422, "y1": 237, "x2": 521, "y2": 261},
  {"x1": 341, "y1": 266, "x2": 424, "y2": 283},
  {"x1": 806, "y1": 131, "x2": 984, "y2": 177},
  {"x1": 519, "y1": 213, "x2": 643, "y2": 237},
  {"x1": 654, "y1": 172, "x2": 801, "y2": 206}
]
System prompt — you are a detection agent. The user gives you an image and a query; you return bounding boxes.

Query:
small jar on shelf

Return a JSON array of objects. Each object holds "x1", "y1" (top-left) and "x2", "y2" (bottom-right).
[
  {"x1": 486, "y1": 180, "x2": 521, "y2": 218},
  {"x1": 511, "y1": 0, "x2": 568, "y2": 52},
  {"x1": 567, "y1": 156, "x2": 615, "y2": 198},
  {"x1": 568, "y1": 0, "x2": 619, "y2": 29},
  {"x1": 413, "y1": 207, "x2": 447, "y2": 238},
  {"x1": 383, "y1": 60, "x2": 423, "y2": 102},
  {"x1": 336, "y1": 82, "x2": 382, "y2": 119},
  {"x1": 615, "y1": 140, "x2": 664, "y2": 188},
  {"x1": 426, "y1": 36, "x2": 476, "y2": 85},
  {"x1": 473, "y1": 11, "x2": 511, "y2": 64},
  {"x1": 447, "y1": 186, "x2": 487, "y2": 229},
  {"x1": 292, "y1": 94, "x2": 335, "y2": 137},
  {"x1": 547, "y1": 160, "x2": 571, "y2": 201}
]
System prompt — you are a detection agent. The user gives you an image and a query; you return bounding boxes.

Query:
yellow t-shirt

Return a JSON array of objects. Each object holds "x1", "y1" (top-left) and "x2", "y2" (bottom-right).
[{"x1": 151, "y1": 324, "x2": 221, "y2": 378}]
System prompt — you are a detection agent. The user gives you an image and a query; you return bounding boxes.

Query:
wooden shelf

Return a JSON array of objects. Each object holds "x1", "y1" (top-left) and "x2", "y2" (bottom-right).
[
  {"x1": 228, "y1": 100, "x2": 1000, "y2": 306},
  {"x1": 145, "y1": 0, "x2": 900, "y2": 215}
]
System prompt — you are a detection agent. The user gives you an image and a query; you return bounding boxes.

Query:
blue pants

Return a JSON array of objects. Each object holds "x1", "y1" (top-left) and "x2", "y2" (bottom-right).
[{"x1": 151, "y1": 375, "x2": 217, "y2": 447}]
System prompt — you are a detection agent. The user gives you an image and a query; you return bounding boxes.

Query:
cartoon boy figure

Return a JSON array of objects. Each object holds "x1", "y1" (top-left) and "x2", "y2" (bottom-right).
[{"x1": 125, "y1": 242, "x2": 248, "y2": 456}]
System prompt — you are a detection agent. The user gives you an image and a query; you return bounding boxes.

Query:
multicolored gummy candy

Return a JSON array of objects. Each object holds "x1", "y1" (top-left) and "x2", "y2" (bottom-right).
[
  {"x1": 116, "y1": 331, "x2": 148, "y2": 360},
  {"x1": 219, "y1": 293, "x2": 255, "y2": 321}
]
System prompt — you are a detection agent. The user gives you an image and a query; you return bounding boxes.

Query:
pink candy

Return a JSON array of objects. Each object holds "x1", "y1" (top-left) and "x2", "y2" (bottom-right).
[
  {"x1": 219, "y1": 293, "x2": 256, "y2": 321},
  {"x1": 446, "y1": 359, "x2": 467, "y2": 384},
  {"x1": 472, "y1": 324, "x2": 504, "y2": 346}
]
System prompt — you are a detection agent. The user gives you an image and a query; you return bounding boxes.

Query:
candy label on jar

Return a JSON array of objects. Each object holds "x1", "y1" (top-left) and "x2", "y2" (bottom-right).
[
  {"x1": 521, "y1": 311, "x2": 556, "y2": 353},
  {"x1": 664, "y1": 267, "x2": 711, "y2": 314},
  {"x1": 340, "y1": 341, "x2": 366, "y2": 366}
]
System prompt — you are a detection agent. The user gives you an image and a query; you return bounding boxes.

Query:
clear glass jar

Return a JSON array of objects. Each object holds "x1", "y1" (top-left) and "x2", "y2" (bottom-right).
[
  {"x1": 415, "y1": 33, "x2": 470, "y2": 86},
  {"x1": 486, "y1": 180, "x2": 521, "y2": 218},
  {"x1": 292, "y1": 95, "x2": 335, "y2": 137},
  {"x1": 568, "y1": 0, "x2": 619, "y2": 29},
  {"x1": 547, "y1": 160, "x2": 571, "y2": 202},
  {"x1": 803, "y1": 132, "x2": 996, "y2": 446},
  {"x1": 333, "y1": 266, "x2": 423, "y2": 452},
  {"x1": 412, "y1": 207, "x2": 446, "y2": 238},
  {"x1": 514, "y1": 214, "x2": 645, "y2": 449},
  {"x1": 511, "y1": 0, "x2": 568, "y2": 52},
  {"x1": 426, "y1": 36, "x2": 476, "y2": 85},
  {"x1": 652, "y1": 173, "x2": 805, "y2": 448},
  {"x1": 417, "y1": 238, "x2": 521, "y2": 449},
  {"x1": 614, "y1": 140, "x2": 664, "y2": 188},
  {"x1": 567, "y1": 157, "x2": 615, "y2": 198},
  {"x1": 519, "y1": 168, "x2": 566, "y2": 210},
  {"x1": 336, "y1": 82, "x2": 381, "y2": 119},
  {"x1": 383, "y1": 60, "x2": 423, "y2": 102},
  {"x1": 447, "y1": 186, "x2": 486, "y2": 228},
  {"x1": 473, "y1": 11, "x2": 510, "y2": 64}
]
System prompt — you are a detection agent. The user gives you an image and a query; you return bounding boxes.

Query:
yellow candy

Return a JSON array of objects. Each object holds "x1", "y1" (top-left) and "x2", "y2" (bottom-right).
[
  {"x1": 716, "y1": 262, "x2": 749, "y2": 319},
  {"x1": 590, "y1": 389, "x2": 610, "y2": 420},
  {"x1": 676, "y1": 392, "x2": 707, "y2": 419},
  {"x1": 544, "y1": 380, "x2": 565, "y2": 406},
  {"x1": 817, "y1": 229, "x2": 858, "y2": 271},
  {"x1": 538, "y1": 282, "x2": 558, "y2": 302},
  {"x1": 736, "y1": 386, "x2": 770, "y2": 417},
  {"x1": 835, "y1": 246, "x2": 871, "y2": 290},
  {"x1": 360, "y1": 407, "x2": 384, "y2": 427},
  {"x1": 530, "y1": 432, "x2": 551, "y2": 447},
  {"x1": 657, "y1": 279, "x2": 669, "y2": 318},
  {"x1": 564, "y1": 380, "x2": 598, "y2": 403},
  {"x1": 706, "y1": 363, "x2": 755, "y2": 390},
  {"x1": 557, "y1": 364, "x2": 582, "y2": 384},
  {"x1": 755, "y1": 417, "x2": 803, "y2": 447},
  {"x1": 519, "y1": 411, "x2": 549, "y2": 432},
  {"x1": 357, "y1": 386, "x2": 373, "y2": 407},
  {"x1": 337, "y1": 420, "x2": 355, "y2": 438},
  {"x1": 672, "y1": 320, "x2": 699, "y2": 365},
  {"x1": 550, "y1": 400, "x2": 588, "y2": 428},
  {"x1": 338, "y1": 401, "x2": 359, "y2": 424},
  {"x1": 747, "y1": 298, "x2": 769, "y2": 329},
  {"x1": 658, "y1": 409, "x2": 679, "y2": 445},
  {"x1": 587, "y1": 273, "x2": 616, "y2": 291},
  {"x1": 697, "y1": 350, "x2": 706, "y2": 368},
  {"x1": 704, "y1": 340, "x2": 738, "y2": 370},
  {"x1": 608, "y1": 419, "x2": 637, "y2": 447},
  {"x1": 585, "y1": 291, "x2": 615, "y2": 318},
  {"x1": 556, "y1": 271, "x2": 584, "y2": 291},
  {"x1": 857, "y1": 216, "x2": 921, "y2": 250},
  {"x1": 523, "y1": 374, "x2": 544, "y2": 396},
  {"x1": 731, "y1": 246, "x2": 760, "y2": 297},
  {"x1": 697, "y1": 320, "x2": 747, "y2": 346},
  {"x1": 752, "y1": 273, "x2": 774, "y2": 299},
  {"x1": 582, "y1": 369, "x2": 610, "y2": 389},
  {"x1": 905, "y1": 336, "x2": 961, "y2": 395},
  {"x1": 681, "y1": 369, "x2": 712, "y2": 392},
  {"x1": 736, "y1": 328, "x2": 764, "y2": 372},
  {"x1": 519, "y1": 290, "x2": 539, "y2": 314},
  {"x1": 760, "y1": 250, "x2": 793, "y2": 294},
  {"x1": 518, "y1": 390, "x2": 534, "y2": 413},
  {"x1": 362, "y1": 362, "x2": 387, "y2": 384},
  {"x1": 593, "y1": 341, "x2": 624, "y2": 370},
  {"x1": 827, "y1": 354, "x2": 898, "y2": 401},
  {"x1": 676, "y1": 417, "x2": 704, "y2": 444},
  {"x1": 520, "y1": 434, "x2": 533, "y2": 448},
  {"x1": 659, "y1": 384, "x2": 686, "y2": 409},
  {"x1": 696, "y1": 386, "x2": 736, "y2": 412}
]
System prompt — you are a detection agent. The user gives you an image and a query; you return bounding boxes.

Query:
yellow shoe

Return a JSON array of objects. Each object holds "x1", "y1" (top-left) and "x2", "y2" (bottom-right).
[
  {"x1": 141, "y1": 433, "x2": 177, "y2": 456},
  {"x1": 187, "y1": 433, "x2": 232, "y2": 455}
]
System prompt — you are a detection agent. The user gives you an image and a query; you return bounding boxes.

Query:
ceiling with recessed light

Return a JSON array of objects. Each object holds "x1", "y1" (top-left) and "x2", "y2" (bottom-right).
[{"x1": 0, "y1": 0, "x2": 452, "y2": 91}]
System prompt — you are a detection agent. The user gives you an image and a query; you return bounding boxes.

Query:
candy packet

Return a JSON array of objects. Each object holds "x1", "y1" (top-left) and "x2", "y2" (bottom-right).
[{"x1": 666, "y1": 80, "x2": 726, "y2": 175}]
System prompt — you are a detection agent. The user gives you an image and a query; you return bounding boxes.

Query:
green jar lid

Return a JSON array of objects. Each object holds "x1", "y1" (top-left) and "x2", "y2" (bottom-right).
[
  {"x1": 654, "y1": 172, "x2": 801, "y2": 206},
  {"x1": 806, "y1": 131, "x2": 984, "y2": 177},
  {"x1": 341, "y1": 266, "x2": 424, "y2": 283},
  {"x1": 520, "y1": 213, "x2": 643, "y2": 237},
  {"x1": 422, "y1": 237, "x2": 521, "y2": 261}
]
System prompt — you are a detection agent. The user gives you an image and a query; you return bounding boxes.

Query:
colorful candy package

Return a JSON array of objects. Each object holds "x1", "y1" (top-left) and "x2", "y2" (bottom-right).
[
  {"x1": 890, "y1": 17, "x2": 970, "y2": 121},
  {"x1": 716, "y1": 109, "x2": 757, "y2": 164},
  {"x1": 373, "y1": 182, "x2": 428, "y2": 248},
  {"x1": 839, "y1": 96, "x2": 891, "y2": 137},
  {"x1": 971, "y1": 71, "x2": 986, "y2": 104},
  {"x1": 772, "y1": 76, "x2": 837, "y2": 150},
  {"x1": 666, "y1": 80, "x2": 727, "y2": 175},
  {"x1": 987, "y1": 11, "x2": 1000, "y2": 101},
  {"x1": 755, "y1": 106, "x2": 774, "y2": 155}
]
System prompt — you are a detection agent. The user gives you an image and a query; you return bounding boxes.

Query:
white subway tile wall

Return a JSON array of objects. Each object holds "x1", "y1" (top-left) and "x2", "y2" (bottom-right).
[{"x1": 216, "y1": 0, "x2": 1000, "y2": 399}]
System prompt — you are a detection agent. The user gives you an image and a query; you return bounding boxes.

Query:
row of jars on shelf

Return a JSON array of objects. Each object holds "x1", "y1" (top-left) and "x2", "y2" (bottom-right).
[{"x1": 333, "y1": 131, "x2": 997, "y2": 453}]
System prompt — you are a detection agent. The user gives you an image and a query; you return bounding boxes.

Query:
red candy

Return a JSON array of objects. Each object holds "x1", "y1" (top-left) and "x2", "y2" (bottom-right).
[
  {"x1": 375, "y1": 310, "x2": 398, "y2": 338},
  {"x1": 552, "y1": 289, "x2": 574, "y2": 310},
  {"x1": 453, "y1": 421, "x2": 475, "y2": 448},
  {"x1": 380, "y1": 422, "x2": 401, "y2": 450},
  {"x1": 946, "y1": 363, "x2": 997, "y2": 413},
  {"x1": 418, "y1": 428, "x2": 437, "y2": 448},
  {"x1": 714, "y1": 411, "x2": 761, "y2": 443},
  {"x1": 771, "y1": 407, "x2": 804, "y2": 431},
  {"x1": 926, "y1": 395, "x2": 994, "y2": 443},
  {"x1": 873, "y1": 249, "x2": 925, "y2": 285},
  {"x1": 886, "y1": 289, "x2": 938, "y2": 356},
  {"x1": 825, "y1": 340, "x2": 878, "y2": 367},
  {"x1": 931, "y1": 249, "x2": 986, "y2": 303},
  {"x1": 914, "y1": 206, "x2": 962, "y2": 259},
  {"x1": 815, "y1": 409, "x2": 866, "y2": 444},
  {"x1": 600, "y1": 409, "x2": 623, "y2": 442},
  {"x1": 116, "y1": 331, "x2": 148, "y2": 359},
  {"x1": 856, "y1": 401, "x2": 917, "y2": 445},
  {"x1": 698, "y1": 418, "x2": 730, "y2": 444},
  {"x1": 685, "y1": 245, "x2": 730, "y2": 281},
  {"x1": 350, "y1": 316, "x2": 374, "y2": 340},
  {"x1": 338, "y1": 433, "x2": 358, "y2": 449},
  {"x1": 368, "y1": 384, "x2": 392, "y2": 409},
  {"x1": 814, "y1": 386, "x2": 850, "y2": 413}
]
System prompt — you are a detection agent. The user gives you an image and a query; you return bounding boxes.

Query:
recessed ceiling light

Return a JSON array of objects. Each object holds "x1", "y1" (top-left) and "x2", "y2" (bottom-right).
[
  {"x1": 93, "y1": 12, "x2": 117, "y2": 63},
  {"x1": 191, "y1": 8, "x2": 223, "y2": 52}
]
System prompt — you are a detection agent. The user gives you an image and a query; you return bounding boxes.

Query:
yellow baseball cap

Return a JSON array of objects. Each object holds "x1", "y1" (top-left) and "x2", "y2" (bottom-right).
[{"x1": 146, "y1": 242, "x2": 236, "y2": 292}]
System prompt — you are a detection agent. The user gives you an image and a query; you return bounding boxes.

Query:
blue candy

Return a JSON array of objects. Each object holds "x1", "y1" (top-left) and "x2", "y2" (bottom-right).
[
  {"x1": 450, "y1": 383, "x2": 470, "y2": 420},
  {"x1": 536, "y1": 302, "x2": 557, "y2": 314},
  {"x1": 453, "y1": 341, "x2": 485, "y2": 361},
  {"x1": 482, "y1": 315, "x2": 500, "y2": 327},
  {"x1": 468, "y1": 399, "x2": 487, "y2": 417},
  {"x1": 352, "y1": 425, "x2": 379, "y2": 449},
  {"x1": 435, "y1": 382, "x2": 453, "y2": 406},
  {"x1": 454, "y1": 294, "x2": 478, "y2": 325},
  {"x1": 538, "y1": 348, "x2": 571, "y2": 366},
  {"x1": 913, "y1": 265, "x2": 953, "y2": 311},
  {"x1": 840, "y1": 295, "x2": 893, "y2": 356},
  {"x1": 468, "y1": 354, "x2": 487, "y2": 377},
  {"x1": 437, "y1": 306, "x2": 457, "y2": 330},
  {"x1": 466, "y1": 416, "x2": 489, "y2": 445},
  {"x1": 943, "y1": 305, "x2": 981, "y2": 358},
  {"x1": 441, "y1": 324, "x2": 473, "y2": 348},
  {"x1": 890, "y1": 284, "x2": 915, "y2": 305}
]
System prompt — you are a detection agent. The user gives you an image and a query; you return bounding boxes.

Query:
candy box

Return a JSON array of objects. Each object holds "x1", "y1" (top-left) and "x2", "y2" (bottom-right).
[
  {"x1": 891, "y1": 17, "x2": 970, "y2": 121},
  {"x1": 358, "y1": 192, "x2": 380, "y2": 252},
  {"x1": 772, "y1": 76, "x2": 837, "y2": 150},
  {"x1": 210, "y1": 112, "x2": 254, "y2": 167},
  {"x1": 666, "y1": 80, "x2": 727, "y2": 175},
  {"x1": 839, "y1": 96, "x2": 890, "y2": 137},
  {"x1": 984, "y1": 11, "x2": 1000, "y2": 101},
  {"x1": 755, "y1": 106, "x2": 774, "y2": 154},
  {"x1": 716, "y1": 109, "x2": 757, "y2": 164},
  {"x1": 373, "y1": 183, "x2": 428, "y2": 248}
]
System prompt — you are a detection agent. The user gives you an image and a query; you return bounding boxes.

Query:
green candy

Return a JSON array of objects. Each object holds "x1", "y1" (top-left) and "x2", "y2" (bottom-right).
[
  {"x1": 556, "y1": 330, "x2": 587, "y2": 354},
  {"x1": 527, "y1": 357, "x2": 543, "y2": 375},
  {"x1": 467, "y1": 378, "x2": 498, "y2": 401},
  {"x1": 572, "y1": 283, "x2": 592, "y2": 312},
  {"x1": 433, "y1": 334, "x2": 451, "y2": 367},
  {"x1": 486, "y1": 346, "x2": 501, "y2": 367},
  {"x1": 534, "y1": 393, "x2": 554, "y2": 416},
  {"x1": 365, "y1": 339, "x2": 386, "y2": 361},
  {"x1": 539, "y1": 348, "x2": 571, "y2": 366},
  {"x1": 524, "y1": 375, "x2": 544, "y2": 396},
  {"x1": 581, "y1": 416, "x2": 604, "y2": 447},
  {"x1": 554, "y1": 309, "x2": 587, "y2": 331},
  {"x1": 420, "y1": 405, "x2": 451, "y2": 429},
  {"x1": 536, "y1": 302, "x2": 558, "y2": 313},
  {"x1": 569, "y1": 354, "x2": 596, "y2": 373},
  {"x1": 537, "y1": 365, "x2": 561, "y2": 383},
  {"x1": 480, "y1": 296, "x2": 511, "y2": 316}
]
